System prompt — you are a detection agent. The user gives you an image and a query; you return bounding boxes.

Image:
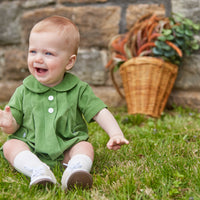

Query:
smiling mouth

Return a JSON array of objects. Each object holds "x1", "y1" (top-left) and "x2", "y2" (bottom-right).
[{"x1": 35, "y1": 67, "x2": 48, "y2": 74}]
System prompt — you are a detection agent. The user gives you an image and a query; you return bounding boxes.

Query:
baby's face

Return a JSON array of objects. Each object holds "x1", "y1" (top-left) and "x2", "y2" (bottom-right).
[{"x1": 28, "y1": 31, "x2": 72, "y2": 87}]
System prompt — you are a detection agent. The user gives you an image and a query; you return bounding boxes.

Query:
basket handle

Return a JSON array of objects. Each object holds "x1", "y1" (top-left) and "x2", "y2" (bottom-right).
[{"x1": 110, "y1": 65, "x2": 125, "y2": 99}]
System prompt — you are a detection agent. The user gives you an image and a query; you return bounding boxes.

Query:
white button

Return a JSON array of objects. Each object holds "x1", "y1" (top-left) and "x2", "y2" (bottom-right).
[
  {"x1": 48, "y1": 95, "x2": 54, "y2": 101},
  {"x1": 48, "y1": 108, "x2": 54, "y2": 113}
]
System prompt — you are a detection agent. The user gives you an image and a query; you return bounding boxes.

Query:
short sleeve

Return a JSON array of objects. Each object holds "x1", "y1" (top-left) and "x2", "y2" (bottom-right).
[
  {"x1": 78, "y1": 84, "x2": 107, "y2": 123},
  {"x1": 8, "y1": 86, "x2": 24, "y2": 125}
]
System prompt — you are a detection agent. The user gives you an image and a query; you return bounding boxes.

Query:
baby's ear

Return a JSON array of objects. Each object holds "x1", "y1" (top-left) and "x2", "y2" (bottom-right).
[{"x1": 65, "y1": 55, "x2": 76, "y2": 71}]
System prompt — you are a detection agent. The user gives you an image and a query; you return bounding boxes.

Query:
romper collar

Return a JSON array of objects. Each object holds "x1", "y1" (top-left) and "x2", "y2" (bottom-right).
[{"x1": 23, "y1": 73, "x2": 79, "y2": 93}]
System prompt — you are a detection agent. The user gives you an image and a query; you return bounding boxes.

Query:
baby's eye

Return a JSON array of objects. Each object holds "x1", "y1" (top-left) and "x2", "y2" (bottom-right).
[
  {"x1": 30, "y1": 50, "x2": 36, "y2": 54},
  {"x1": 45, "y1": 52, "x2": 53, "y2": 56}
]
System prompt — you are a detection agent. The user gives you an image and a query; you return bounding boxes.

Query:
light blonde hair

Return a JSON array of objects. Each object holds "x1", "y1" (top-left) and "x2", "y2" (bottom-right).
[{"x1": 30, "y1": 15, "x2": 80, "y2": 55}]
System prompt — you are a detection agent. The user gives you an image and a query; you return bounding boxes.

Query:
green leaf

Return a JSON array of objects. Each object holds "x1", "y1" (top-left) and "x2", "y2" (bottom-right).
[
  {"x1": 169, "y1": 188, "x2": 179, "y2": 196},
  {"x1": 175, "y1": 32, "x2": 184, "y2": 37},
  {"x1": 155, "y1": 41, "x2": 171, "y2": 51},
  {"x1": 155, "y1": 41, "x2": 164, "y2": 48},
  {"x1": 184, "y1": 49, "x2": 192, "y2": 56},
  {"x1": 124, "y1": 44, "x2": 132, "y2": 59},
  {"x1": 174, "y1": 60, "x2": 181, "y2": 65},
  {"x1": 113, "y1": 65, "x2": 119, "y2": 72},
  {"x1": 172, "y1": 12, "x2": 184, "y2": 22},
  {"x1": 114, "y1": 61, "x2": 124, "y2": 71},
  {"x1": 191, "y1": 43, "x2": 199, "y2": 50},
  {"x1": 185, "y1": 29, "x2": 193, "y2": 36},
  {"x1": 173, "y1": 180, "x2": 182, "y2": 187},
  {"x1": 152, "y1": 47, "x2": 163, "y2": 56},
  {"x1": 175, "y1": 26, "x2": 185, "y2": 34},
  {"x1": 164, "y1": 50, "x2": 176, "y2": 57},
  {"x1": 158, "y1": 35, "x2": 167, "y2": 41},
  {"x1": 162, "y1": 29, "x2": 172, "y2": 36},
  {"x1": 192, "y1": 23, "x2": 200, "y2": 31},
  {"x1": 166, "y1": 35, "x2": 174, "y2": 40},
  {"x1": 183, "y1": 18, "x2": 194, "y2": 26},
  {"x1": 174, "y1": 171, "x2": 184, "y2": 178},
  {"x1": 174, "y1": 38, "x2": 184, "y2": 46}
]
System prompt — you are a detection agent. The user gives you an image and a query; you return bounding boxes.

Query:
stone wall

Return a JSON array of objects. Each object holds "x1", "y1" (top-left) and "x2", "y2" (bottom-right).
[
  {"x1": 0, "y1": 0, "x2": 200, "y2": 110},
  {"x1": 168, "y1": 0, "x2": 200, "y2": 110}
]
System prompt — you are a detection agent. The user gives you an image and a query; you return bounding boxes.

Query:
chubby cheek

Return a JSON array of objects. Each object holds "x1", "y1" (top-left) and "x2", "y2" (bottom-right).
[
  {"x1": 27, "y1": 56, "x2": 32, "y2": 66},
  {"x1": 27, "y1": 58, "x2": 34, "y2": 73}
]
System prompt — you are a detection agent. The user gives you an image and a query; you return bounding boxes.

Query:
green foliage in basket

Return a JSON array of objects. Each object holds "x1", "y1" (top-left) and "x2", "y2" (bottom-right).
[
  {"x1": 154, "y1": 13, "x2": 200, "y2": 65},
  {"x1": 106, "y1": 12, "x2": 200, "y2": 70}
]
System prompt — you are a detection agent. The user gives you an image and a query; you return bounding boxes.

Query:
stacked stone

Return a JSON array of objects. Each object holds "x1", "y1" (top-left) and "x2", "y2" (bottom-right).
[
  {"x1": 168, "y1": 0, "x2": 200, "y2": 110},
  {"x1": 2, "y1": 0, "x2": 199, "y2": 110}
]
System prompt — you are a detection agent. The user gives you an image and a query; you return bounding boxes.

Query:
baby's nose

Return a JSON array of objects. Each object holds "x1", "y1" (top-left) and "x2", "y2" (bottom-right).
[{"x1": 35, "y1": 53, "x2": 43, "y2": 63}]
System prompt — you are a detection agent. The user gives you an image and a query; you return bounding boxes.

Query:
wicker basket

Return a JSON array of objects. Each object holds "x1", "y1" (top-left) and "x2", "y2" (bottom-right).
[{"x1": 118, "y1": 57, "x2": 178, "y2": 117}]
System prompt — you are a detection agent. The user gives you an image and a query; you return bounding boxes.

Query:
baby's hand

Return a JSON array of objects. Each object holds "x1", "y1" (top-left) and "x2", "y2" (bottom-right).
[
  {"x1": 0, "y1": 106, "x2": 19, "y2": 134},
  {"x1": 0, "y1": 106, "x2": 13, "y2": 126},
  {"x1": 107, "y1": 135, "x2": 129, "y2": 150}
]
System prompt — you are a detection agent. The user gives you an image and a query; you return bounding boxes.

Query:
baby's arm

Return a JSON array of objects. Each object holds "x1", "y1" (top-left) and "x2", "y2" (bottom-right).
[
  {"x1": 93, "y1": 108, "x2": 129, "y2": 150},
  {"x1": 0, "y1": 105, "x2": 19, "y2": 134}
]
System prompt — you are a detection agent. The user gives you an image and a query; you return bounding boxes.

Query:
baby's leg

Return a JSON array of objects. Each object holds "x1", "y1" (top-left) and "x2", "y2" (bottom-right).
[
  {"x1": 62, "y1": 141, "x2": 94, "y2": 164},
  {"x1": 61, "y1": 141, "x2": 94, "y2": 190},
  {"x1": 3, "y1": 139, "x2": 57, "y2": 186},
  {"x1": 3, "y1": 139, "x2": 30, "y2": 165}
]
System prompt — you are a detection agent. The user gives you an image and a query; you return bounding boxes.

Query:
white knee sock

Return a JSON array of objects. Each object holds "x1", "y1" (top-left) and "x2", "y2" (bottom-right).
[
  {"x1": 13, "y1": 150, "x2": 47, "y2": 177},
  {"x1": 64, "y1": 154, "x2": 93, "y2": 173}
]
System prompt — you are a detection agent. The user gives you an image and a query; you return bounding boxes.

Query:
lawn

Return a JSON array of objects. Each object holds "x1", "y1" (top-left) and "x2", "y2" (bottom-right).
[{"x1": 0, "y1": 105, "x2": 200, "y2": 200}]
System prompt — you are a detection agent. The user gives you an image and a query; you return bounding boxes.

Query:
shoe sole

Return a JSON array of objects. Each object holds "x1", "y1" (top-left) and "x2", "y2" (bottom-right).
[
  {"x1": 30, "y1": 177, "x2": 55, "y2": 187},
  {"x1": 67, "y1": 170, "x2": 93, "y2": 189}
]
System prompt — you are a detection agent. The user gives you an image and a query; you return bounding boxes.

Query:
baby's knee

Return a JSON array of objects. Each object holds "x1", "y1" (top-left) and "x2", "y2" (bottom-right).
[
  {"x1": 3, "y1": 139, "x2": 30, "y2": 164},
  {"x1": 3, "y1": 139, "x2": 15, "y2": 152},
  {"x1": 69, "y1": 141, "x2": 94, "y2": 160},
  {"x1": 3, "y1": 139, "x2": 29, "y2": 154},
  {"x1": 79, "y1": 141, "x2": 94, "y2": 151}
]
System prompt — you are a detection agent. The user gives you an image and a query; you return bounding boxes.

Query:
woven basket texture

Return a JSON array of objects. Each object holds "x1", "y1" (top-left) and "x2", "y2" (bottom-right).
[{"x1": 119, "y1": 57, "x2": 178, "y2": 117}]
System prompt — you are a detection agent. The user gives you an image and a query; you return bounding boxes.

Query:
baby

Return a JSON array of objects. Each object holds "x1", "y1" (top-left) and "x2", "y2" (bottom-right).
[{"x1": 0, "y1": 15, "x2": 129, "y2": 190}]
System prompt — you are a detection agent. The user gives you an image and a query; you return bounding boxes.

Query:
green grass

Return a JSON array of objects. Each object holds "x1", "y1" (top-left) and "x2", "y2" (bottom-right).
[{"x1": 1, "y1": 105, "x2": 200, "y2": 199}]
